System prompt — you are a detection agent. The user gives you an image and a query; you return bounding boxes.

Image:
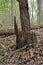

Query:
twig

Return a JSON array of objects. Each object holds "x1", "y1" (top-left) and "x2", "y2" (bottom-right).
[{"x1": 0, "y1": 43, "x2": 39, "y2": 61}]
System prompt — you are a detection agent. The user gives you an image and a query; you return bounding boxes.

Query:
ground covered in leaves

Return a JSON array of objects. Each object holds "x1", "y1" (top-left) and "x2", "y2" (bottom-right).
[
  {"x1": 0, "y1": 43, "x2": 43, "y2": 65},
  {"x1": 0, "y1": 28, "x2": 43, "y2": 65},
  {"x1": 0, "y1": 34, "x2": 16, "y2": 58}
]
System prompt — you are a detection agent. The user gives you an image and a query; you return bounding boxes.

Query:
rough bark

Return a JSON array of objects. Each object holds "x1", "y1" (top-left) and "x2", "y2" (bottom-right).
[
  {"x1": 14, "y1": 0, "x2": 33, "y2": 49},
  {"x1": 19, "y1": 0, "x2": 32, "y2": 45},
  {"x1": 19, "y1": 0, "x2": 30, "y2": 32}
]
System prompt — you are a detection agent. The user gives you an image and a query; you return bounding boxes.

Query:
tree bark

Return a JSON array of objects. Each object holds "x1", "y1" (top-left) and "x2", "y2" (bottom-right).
[
  {"x1": 15, "y1": 0, "x2": 32, "y2": 49},
  {"x1": 19, "y1": 0, "x2": 32, "y2": 45},
  {"x1": 19, "y1": 0, "x2": 30, "y2": 32}
]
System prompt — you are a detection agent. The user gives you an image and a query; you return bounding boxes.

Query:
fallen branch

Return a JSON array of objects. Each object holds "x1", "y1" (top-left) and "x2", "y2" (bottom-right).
[{"x1": 0, "y1": 43, "x2": 37, "y2": 61}]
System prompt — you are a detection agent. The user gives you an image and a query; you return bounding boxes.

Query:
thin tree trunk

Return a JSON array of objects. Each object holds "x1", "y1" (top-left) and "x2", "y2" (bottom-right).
[
  {"x1": 11, "y1": 0, "x2": 14, "y2": 26},
  {"x1": 31, "y1": 0, "x2": 34, "y2": 22},
  {"x1": 37, "y1": 0, "x2": 43, "y2": 23}
]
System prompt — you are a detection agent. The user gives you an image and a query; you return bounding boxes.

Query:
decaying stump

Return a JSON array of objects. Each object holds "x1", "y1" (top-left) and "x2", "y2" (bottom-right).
[{"x1": 14, "y1": 17, "x2": 27, "y2": 49}]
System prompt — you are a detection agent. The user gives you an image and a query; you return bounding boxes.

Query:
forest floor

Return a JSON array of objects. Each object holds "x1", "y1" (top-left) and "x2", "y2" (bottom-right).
[{"x1": 0, "y1": 28, "x2": 43, "y2": 65}]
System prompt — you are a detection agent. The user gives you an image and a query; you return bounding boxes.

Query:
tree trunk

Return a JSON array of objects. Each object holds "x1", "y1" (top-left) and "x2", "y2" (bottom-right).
[
  {"x1": 15, "y1": 0, "x2": 32, "y2": 49},
  {"x1": 14, "y1": 16, "x2": 27, "y2": 49},
  {"x1": 37, "y1": 0, "x2": 43, "y2": 23},
  {"x1": 11, "y1": 0, "x2": 14, "y2": 26},
  {"x1": 19, "y1": 0, "x2": 30, "y2": 32},
  {"x1": 19, "y1": 0, "x2": 32, "y2": 45}
]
